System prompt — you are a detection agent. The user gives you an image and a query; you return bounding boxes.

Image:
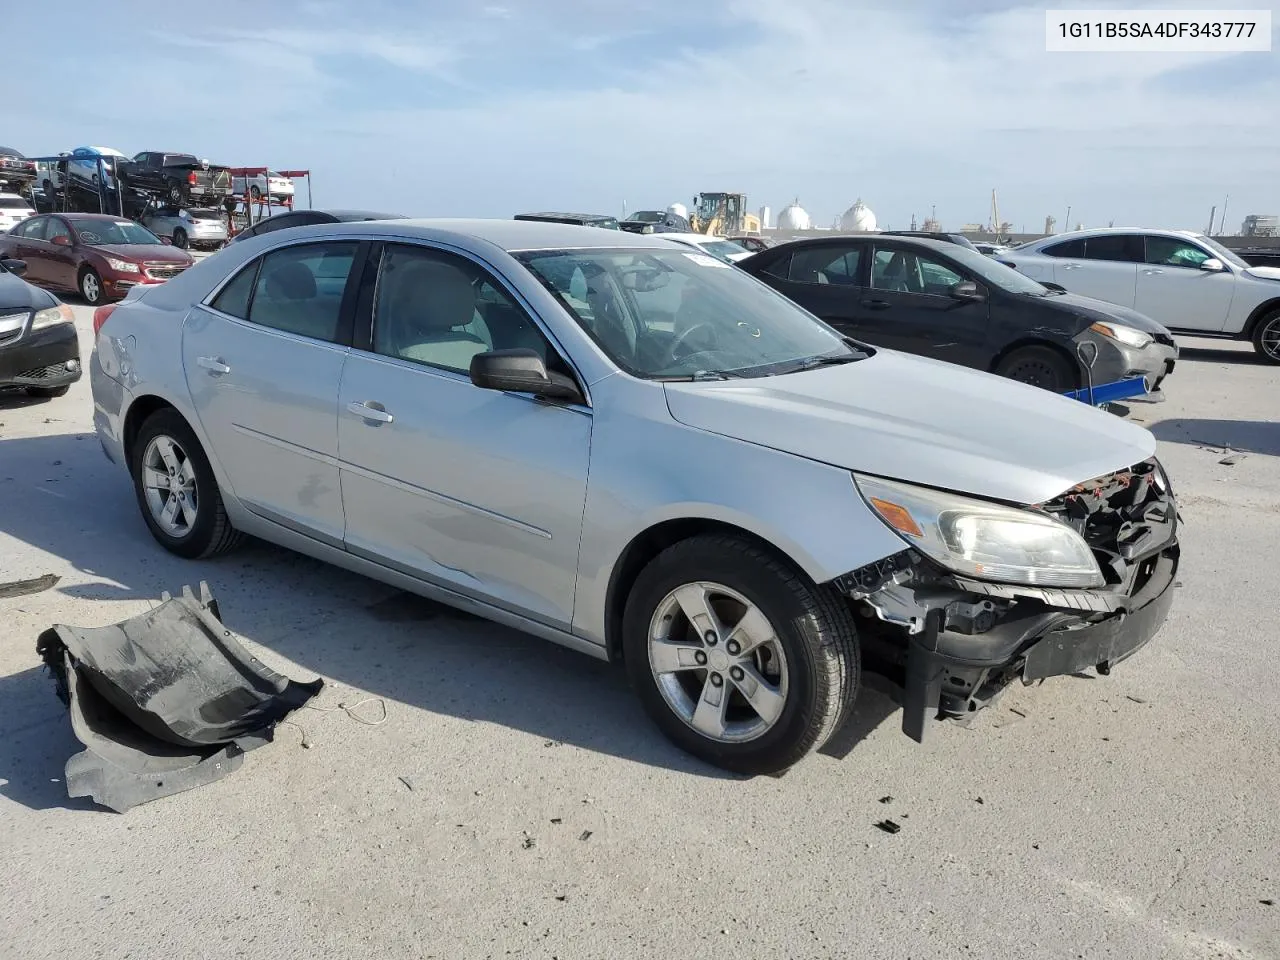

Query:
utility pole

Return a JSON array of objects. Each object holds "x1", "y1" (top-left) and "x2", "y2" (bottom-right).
[
  {"x1": 1218, "y1": 194, "x2": 1229, "y2": 236},
  {"x1": 1207, "y1": 205, "x2": 1216, "y2": 236},
  {"x1": 1065, "y1": 205, "x2": 1072, "y2": 231}
]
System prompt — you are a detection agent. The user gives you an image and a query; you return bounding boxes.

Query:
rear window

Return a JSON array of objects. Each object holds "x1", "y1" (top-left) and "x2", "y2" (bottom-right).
[
  {"x1": 1084, "y1": 234, "x2": 1144, "y2": 262},
  {"x1": 0, "y1": 197, "x2": 31, "y2": 209},
  {"x1": 164, "y1": 154, "x2": 199, "y2": 166}
]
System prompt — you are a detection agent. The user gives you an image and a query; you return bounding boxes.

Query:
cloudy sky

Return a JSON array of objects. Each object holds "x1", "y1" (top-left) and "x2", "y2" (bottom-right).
[{"x1": 6, "y1": 0, "x2": 1278, "y2": 232}]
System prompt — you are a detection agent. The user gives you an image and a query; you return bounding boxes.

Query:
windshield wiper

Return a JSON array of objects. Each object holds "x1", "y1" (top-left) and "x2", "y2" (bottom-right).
[{"x1": 772, "y1": 352, "x2": 866, "y2": 375}]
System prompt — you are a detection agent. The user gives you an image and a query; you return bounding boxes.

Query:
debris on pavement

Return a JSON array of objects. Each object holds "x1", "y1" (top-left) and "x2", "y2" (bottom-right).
[
  {"x1": 1218, "y1": 453, "x2": 1247, "y2": 466},
  {"x1": 878, "y1": 795, "x2": 893, "y2": 804},
  {"x1": 398, "y1": 775, "x2": 415, "y2": 791},
  {"x1": 1125, "y1": 694, "x2": 1149, "y2": 704},
  {"x1": 578, "y1": 830, "x2": 593, "y2": 842},
  {"x1": 975, "y1": 797, "x2": 984, "y2": 805},
  {"x1": 36, "y1": 581, "x2": 323, "y2": 812},
  {"x1": 874, "y1": 819, "x2": 901, "y2": 834},
  {"x1": 0, "y1": 573, "x2": 60, "y2": 599}
]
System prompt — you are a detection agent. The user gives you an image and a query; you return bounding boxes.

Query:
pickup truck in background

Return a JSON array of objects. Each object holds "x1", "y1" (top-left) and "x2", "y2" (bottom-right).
[{"x1": 126, "y1": 151, "x2": 233, "y2": 205}]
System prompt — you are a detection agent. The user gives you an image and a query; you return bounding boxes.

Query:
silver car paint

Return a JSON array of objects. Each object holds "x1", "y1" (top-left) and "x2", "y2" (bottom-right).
[{"x1": 92, "y1": 219, "x2": 1156, "y2": 658}]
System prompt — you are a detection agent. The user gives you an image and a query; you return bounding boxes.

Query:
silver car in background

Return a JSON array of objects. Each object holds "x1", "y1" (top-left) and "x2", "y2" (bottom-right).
[
  {"x1": 89, "y1": 220, "x2": 1179, "y2": 774},
  {"x1": 141, "y1": 206, "x2": 229, "y2": 251}
]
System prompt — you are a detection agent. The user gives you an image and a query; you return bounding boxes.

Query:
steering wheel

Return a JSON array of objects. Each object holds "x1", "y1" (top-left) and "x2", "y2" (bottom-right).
[{"x1": 667, "y1": 321, "x2": 719, "y2": 363}]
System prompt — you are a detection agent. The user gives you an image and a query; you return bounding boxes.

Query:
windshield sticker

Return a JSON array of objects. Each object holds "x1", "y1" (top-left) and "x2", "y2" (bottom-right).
[{"x1": 682, "y1": 252, "x2": 729, "y2": 268}]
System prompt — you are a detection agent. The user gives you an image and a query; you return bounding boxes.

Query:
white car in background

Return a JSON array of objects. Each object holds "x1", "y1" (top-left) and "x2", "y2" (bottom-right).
[
  {"x1": 656, "y1": 232, "x2": 754, "y2": 263},
  {"x1": 141, "y1": 206, "x2": 229, "y2": 250},
  {"x1": 1005, "y1": 228, "x2": 1280, "y2": 363},
  {"x1": 232, "y1": 170, "x2": 294, "y2": 201},
  {"x1": 0, "y1": 191, "x2": 35, "y2": 231},
  {"x1": 67, "y1": 146, "x2": 129, "y2": 189}
]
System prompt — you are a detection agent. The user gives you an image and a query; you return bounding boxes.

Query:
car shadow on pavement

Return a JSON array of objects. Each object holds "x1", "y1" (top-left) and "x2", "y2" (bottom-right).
[
  {"x1": 2, "y1": 431, "x2": 908, "y2": 805},
  {"x1": 0, "y1": 666, "x2": 100, "y2": 812},
  {"x1": 1150, "y1": 418, "x2": 1280, "y2": 457},
  {"x1": 1177, "y1": 345, "x2": 1266, "y2": 365}
]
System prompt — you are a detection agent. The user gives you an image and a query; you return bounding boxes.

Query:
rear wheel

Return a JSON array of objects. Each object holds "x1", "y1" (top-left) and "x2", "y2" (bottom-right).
[
  {"x1": 249, "y1": 185, "x2": 261, "y2": 201},
  {"x1": 79, "y1": 268, "x2": 103, "y2": 306},
  {"x1": 168, "y1": 184, "x2": 183, "y2": 204},
  {"x1": 622, "y1": 534, "x2": 859, "y2": 775},
  {"x1": 130, "y1": 408, "x2": 243, "y2": 559},
  {"x1": 995, "y1": 345, "x2": 1076, "y2": 391},
  {"x1": 172, "y1": 228, "x2": 188, "y2": 250},
  {"x1": 1251, "y1": 309, "x2": 1280, "y2": 365}
]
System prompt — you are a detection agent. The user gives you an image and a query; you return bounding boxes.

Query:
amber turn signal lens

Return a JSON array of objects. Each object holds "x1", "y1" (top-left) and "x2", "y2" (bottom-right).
[{"x1": 869, "y1": 498, "x2": 923, "y2": 537}]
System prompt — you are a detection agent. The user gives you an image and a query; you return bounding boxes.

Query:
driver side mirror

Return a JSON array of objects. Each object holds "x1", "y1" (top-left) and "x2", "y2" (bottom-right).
[
  {"x1": 950, "y1": 279, "x2": 985, "y2": 301},
  {"x1": 1199, "y1": 257, "x2": 1225, "y2": 272},
  {"x1": 470, "y1": 349, "x2": 584, "y2": 404},
  {"x1": 161, "y1": 236, "x2": 173, "y2": 245},
  {"x1": 51, "y1": 234, "x2": 71, "y2": 247},
  {"x1": 0, "y1": 257, "x2": 27, "y2": 277}
]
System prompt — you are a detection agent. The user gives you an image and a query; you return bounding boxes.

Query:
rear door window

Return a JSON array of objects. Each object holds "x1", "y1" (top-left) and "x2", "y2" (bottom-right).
[
  {"x1": 1084, "y1": 235, "x2": 1144, "y2": 262},
  {"x1": 242, "y1": 241, "x2": 359, "y2": 342},
  {"x1": 788, "y1": 245, "x2": 862, "y2": 285},
  {"x1": 1042, "y1": 238, "x2": 1085, "y2": 258}
]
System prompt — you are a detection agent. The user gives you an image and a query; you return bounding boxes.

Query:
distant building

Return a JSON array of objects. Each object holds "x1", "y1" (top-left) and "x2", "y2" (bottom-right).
[
  {"x1": 777, "y1": 199, "x2": 812, "y2": 231},
  {"x1": 1242, "y1": 214, "x2": 1279, "y2": 237},
  {"x1": 839, "y1": 198, "x2": 877, "y2": 232}
]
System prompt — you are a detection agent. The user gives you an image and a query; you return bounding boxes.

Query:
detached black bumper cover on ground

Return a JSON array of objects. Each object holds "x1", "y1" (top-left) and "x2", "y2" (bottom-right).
[{"x1": 36, "y1": 582, "x2": 322, "y2": 812}]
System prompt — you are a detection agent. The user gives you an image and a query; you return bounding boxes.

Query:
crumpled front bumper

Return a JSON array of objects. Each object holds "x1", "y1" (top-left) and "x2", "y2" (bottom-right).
[{"x1": 899, "y1": 543, "x2": 1178, "y2": 740}]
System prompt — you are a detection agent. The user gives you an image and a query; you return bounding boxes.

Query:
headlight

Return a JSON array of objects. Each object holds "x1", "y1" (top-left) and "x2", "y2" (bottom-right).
[
  {"x1": 30, "y1": 303, "x2": 76, "y2": 330},
  {"x1": 106, "y1": 257, "x2": 141, "y2": 274},
  {"x1": 1090, "y1": 321, "x2": 1152, "y2": 349},
  {"x1": 855, "y1": 474, "x2": 1104, "y2": 588}
]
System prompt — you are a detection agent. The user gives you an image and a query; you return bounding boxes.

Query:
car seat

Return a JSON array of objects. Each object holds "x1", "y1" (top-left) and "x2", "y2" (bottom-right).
[{"x1": 375, "y1": 258, "x2": 487, "y2": 370}]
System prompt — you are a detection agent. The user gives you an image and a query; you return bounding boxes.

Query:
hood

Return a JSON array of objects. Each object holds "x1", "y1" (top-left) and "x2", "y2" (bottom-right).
[
  {"x1": 1245, "y1": 265, "x2": 1280, "y2": 282},
  {"x1": 94, "y1": 244, "x2": 192, "y2": 264},
  {"x1": 663, "y1": 349, "x2": 1157, "y2": 506},
  {"x1": 0, "y1": 266, "x2": 57, "y2": 312},
  {"x1": 1043, "y1": 291, "x2": 1173, "y2": 336}
]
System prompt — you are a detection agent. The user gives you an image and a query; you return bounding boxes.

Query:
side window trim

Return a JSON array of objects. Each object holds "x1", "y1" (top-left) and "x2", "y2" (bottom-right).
[{"x1": 353, "y1": 238, "x2": 590, "y2": 405}]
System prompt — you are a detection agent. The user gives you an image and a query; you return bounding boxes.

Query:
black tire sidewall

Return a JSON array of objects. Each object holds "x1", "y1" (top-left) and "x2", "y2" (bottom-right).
[
  {"x1": 173, "y1": 229, "x2": 188, "y2": 249},
  {"x1": 1252, "y1": 311, "x2": 1280, "y2": 365},
  {"x1": 622, "y1": 538, "x2": 853, "y2": 774},
  {"x1": 997, "y1": 345, "x2": 1075, "y2": 391},
  {"x1": 129, "y1": 409, "x2": 223, "y2": 559}
]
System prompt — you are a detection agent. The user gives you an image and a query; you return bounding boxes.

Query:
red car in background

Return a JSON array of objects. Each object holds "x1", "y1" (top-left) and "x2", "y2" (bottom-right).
[{"x1": 0, "y1": 213, "x2": 194, "y2": 305}]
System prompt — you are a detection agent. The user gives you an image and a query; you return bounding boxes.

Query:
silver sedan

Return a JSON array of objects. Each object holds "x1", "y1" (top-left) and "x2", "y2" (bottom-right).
[{"x1": 90, "y1": 219, "x2": 1178, "y2": 773}]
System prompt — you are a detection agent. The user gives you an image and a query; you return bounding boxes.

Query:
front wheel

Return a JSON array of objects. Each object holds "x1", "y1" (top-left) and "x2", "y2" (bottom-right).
[
  {"x1": 994, "y1": 345, "x2": 1076, "y2": 392},
  {"x1": 1252, "y1": 310, "x2": 1280, "y2": 365},
  {"x1": 130, "y1": 408, "x2": 243, "y2": 559},
  {"x1": 80, "y1": 268, "x2": 104, "y2": 305},
  {"x1": 172, "y1": 228, "x2": 188, "y2": 250},
  {"x1": 622, "y1": 534, "x2": 859, "y2": 775}
]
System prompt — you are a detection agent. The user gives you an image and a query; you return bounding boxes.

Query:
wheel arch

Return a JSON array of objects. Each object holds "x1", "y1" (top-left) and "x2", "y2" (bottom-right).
[
  {"x1": 1243, "y1": 297, "x2": 1280, "y2": 338},
  {"x1": 122, "y1": 393, "x2": 181, "y2": 462},
  {"x1": 988, "y1": 337, "x2": 1082, "y2": 388},
  {"x1": 602, "y1": 517, "x2": 817, "y2": 664}
]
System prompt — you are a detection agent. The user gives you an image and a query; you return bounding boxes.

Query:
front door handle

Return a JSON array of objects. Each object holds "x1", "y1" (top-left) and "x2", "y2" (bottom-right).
[
  {"x1": 347, "y1": 401, "x2": 394, "y2": 424},
  {"x1": 1142, "y1": 268, "x2": 1165, "y2": 275},
  {"x1": 197, "y1": 355, "x2": 231, "y2": 374},
  {"x1": 1061, "y1": 263, "x2": 1083, "y2": 270},
  {"x1": 860, "y1": 299, "x2": 891, "y2": 310}
]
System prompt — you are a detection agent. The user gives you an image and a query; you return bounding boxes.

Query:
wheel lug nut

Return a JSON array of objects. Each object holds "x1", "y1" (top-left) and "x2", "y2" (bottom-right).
[
  {"x1": 730, "y1": 666, "x2": 744, "y2": 682},
  {"x1": 710, "y1": 673, "x2": 723, "y2": 687},
  {"x1": 726, "y1": 640, "x2": 740, "y2": 655},
  {"x1": 694, "y1": 651, "x2": 707, "y2": 666},
  {"x1": 704, "y1": 631, "x2": 717, "y2": 646}
]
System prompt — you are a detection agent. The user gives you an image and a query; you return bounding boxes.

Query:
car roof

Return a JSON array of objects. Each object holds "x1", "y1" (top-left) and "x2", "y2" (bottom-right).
[
  {"x1": 516, "y1": 212, "x2": 616, "y2": 221},
  {"x1": 267, "y1": 217, "x2": 686, "y2": 252},
  {"x1": 61, "y1": 213, "x2": 134, "y2": 221},
  {"x1": 329, "y1": 209, "x2": 407, "y2": 221},
  {"x1": 0, "y1": 146, "x2": 24, "y2": 156},
  {"x1": 0, "y1": 191, "x2": 31, "y2": 200},
  {"x1": 1035, "y1": 226, "x2": 1204, "y2": 241},
  {"x1": 766, "y1": 234, "x2": 959, "y2": 254}
]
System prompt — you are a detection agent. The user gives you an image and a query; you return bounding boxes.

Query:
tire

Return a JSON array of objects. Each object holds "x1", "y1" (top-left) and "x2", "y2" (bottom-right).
[
  {"x1": 172, "y1": 228, "x2": 188, "y2": 250},
  {"x1": 994, "y1": 344, "x2": 1077, "y2": 391},
  {"x1": 26, "y1": 384, "x2": 70, "y2": 399},
  {"x1": 1251, "y1": 309, "x2": 1280, "y2": 365},
  {"x1": 622, "y1": 533, "x2": 859, "y2": 775},
  {"x1": 79, "y1": 267, "x2": 104, "y2": 306},
  {"x1": 249, "y1": 185, "x2": 261, "y2": 201},
  {"x1": 129, "y1": 408, "x2": 243, "y2": 559},
  {"x1": 168, "y1": 184, "x2": 183, "y2": 204}
]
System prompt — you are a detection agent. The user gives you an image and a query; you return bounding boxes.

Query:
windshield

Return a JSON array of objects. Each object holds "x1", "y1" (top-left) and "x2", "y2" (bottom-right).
[
  {"x1": 71, "y1": 220, "x2": 163, "y2": 245},
  {"x1": 936, "y1": 244, "x2": 1053, "y2": 296},
  {"x1": 627, "y1": 211, "x2": 664, "y2": 222},
  {"x1": 589, "y1": 218, "x2": 620, "y2": 230},
  {"x1": 518, "y1": 248, "x2": 862, "y2": 380},
  {"x1": 1194, "y1": 234, "x2": 1249, "y2": 269}
]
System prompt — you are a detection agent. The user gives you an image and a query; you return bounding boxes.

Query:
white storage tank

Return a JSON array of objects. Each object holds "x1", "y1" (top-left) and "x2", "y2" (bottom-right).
[
  {"x1": 839, "y1": 198, "x2": 877, "y2": 232},
  {"x1": 777, "y1": 199, "x2": 811, "y2": 231}
]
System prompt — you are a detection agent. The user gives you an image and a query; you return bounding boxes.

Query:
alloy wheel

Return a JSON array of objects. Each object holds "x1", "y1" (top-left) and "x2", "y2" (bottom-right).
[
  {"x1": 141, "y1": 435, "x2": 199, "y2": 537},
  {"x1": 81, "y1": 272, "x2": 101, "y2": 304},
  {"x1": 647, "y1": 581, "x2": 789, "y2": 743},
  {"x1": 1261, "y1": 317, "x2": 1280, "y2": 362}
]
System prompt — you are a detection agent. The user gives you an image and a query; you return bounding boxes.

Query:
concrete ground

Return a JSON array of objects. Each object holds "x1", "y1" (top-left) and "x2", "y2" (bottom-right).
[{"x1": 1, "y1": 303, "x2": 1277, "y2": 960}]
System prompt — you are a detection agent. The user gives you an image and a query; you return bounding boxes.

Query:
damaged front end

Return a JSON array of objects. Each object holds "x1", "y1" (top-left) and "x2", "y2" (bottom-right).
[{"x1": 838, "y1": 459, "x2": 1179, "y2": 740}]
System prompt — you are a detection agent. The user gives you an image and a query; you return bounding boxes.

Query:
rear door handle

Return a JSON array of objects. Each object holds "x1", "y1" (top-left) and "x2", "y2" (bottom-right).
[
  {"x1": 1061, "y1": 263, "x2": 1083, "y2": 270},
  {"x1": 347, "y1": 401, "x2": 394, "y2": 424},
  {"x1": 197, "y1": 356, "x2": 231, "y2": 374},
  {"x1": 1142, "y1": 268, "x2": 1165, "y2": 275},
  {"x1": 861, "y1": 299, "x2": 891, "y2": 310}
]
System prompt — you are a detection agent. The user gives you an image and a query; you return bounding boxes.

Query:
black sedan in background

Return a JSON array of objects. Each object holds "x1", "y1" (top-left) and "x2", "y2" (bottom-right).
[
  {"x1": 738, "y1": 235, "x2": 1179, "y2": 394},
  {"x1": 0, "y1": 257, "x2": 80, "y2": 398}
]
